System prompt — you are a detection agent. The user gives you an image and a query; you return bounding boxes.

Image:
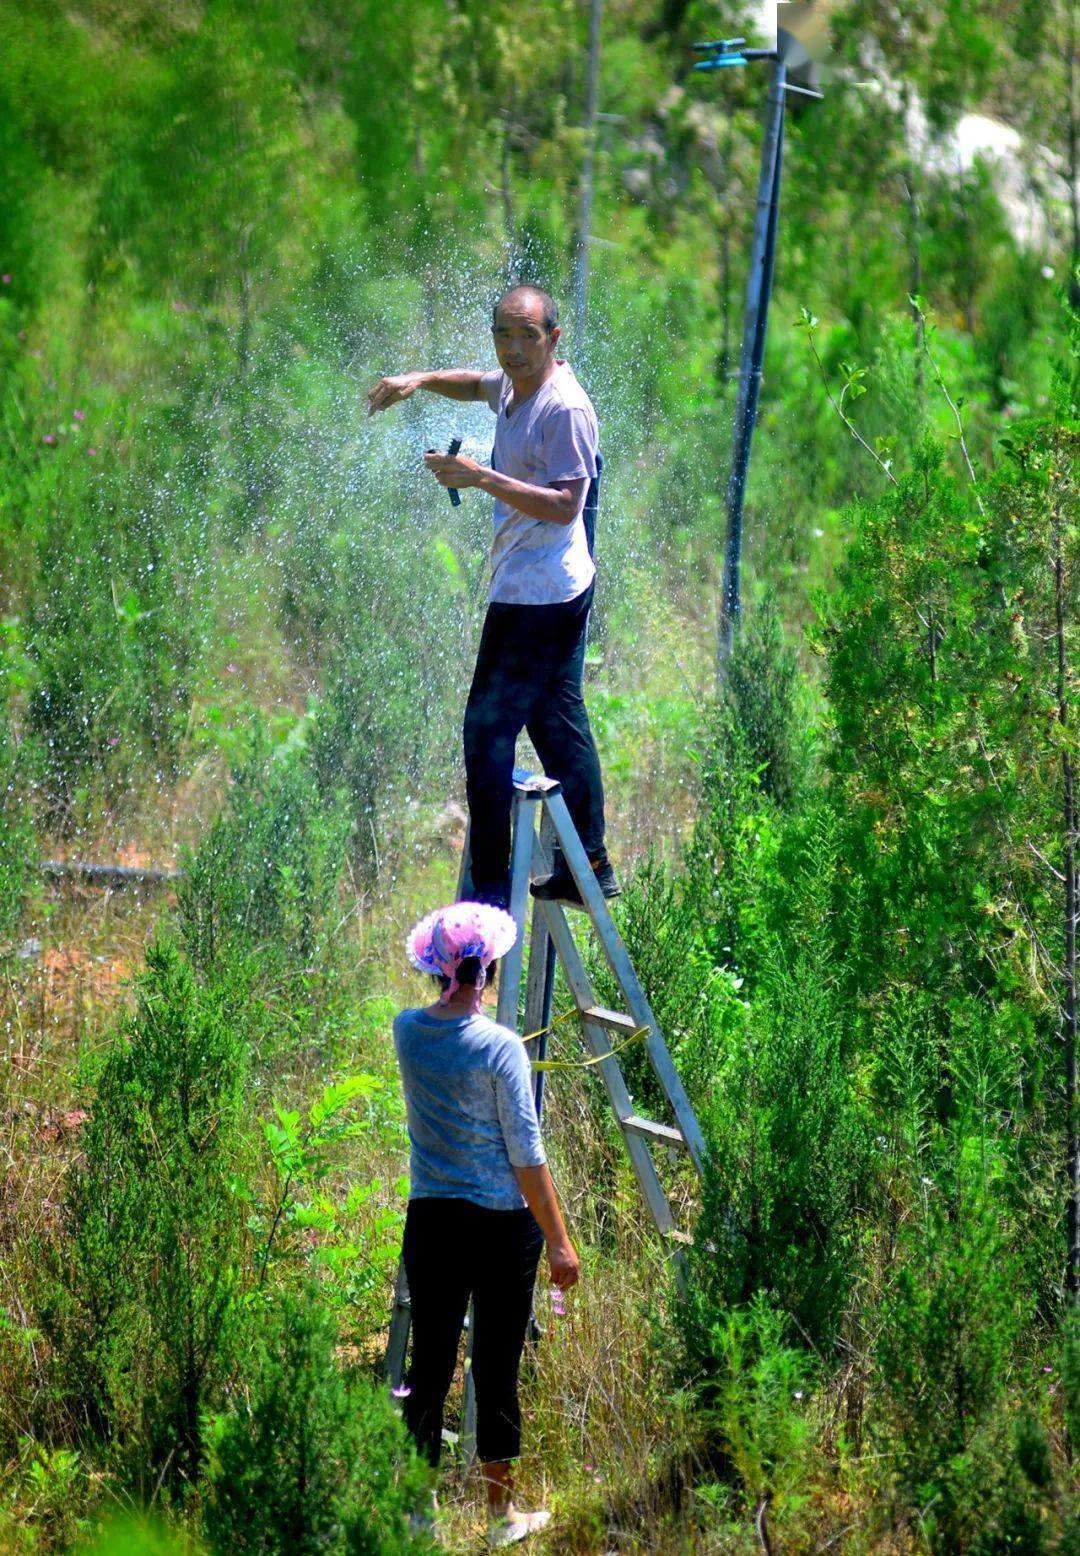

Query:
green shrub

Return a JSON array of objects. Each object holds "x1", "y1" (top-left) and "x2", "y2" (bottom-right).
[
  {"x1": 874, "y1": 1153, "x2": 1028, "y2": 1550},
  {"x1": 0, "y1": 706, "x2": 35, "y2": 941},
  {"x1": 76, "y1": 1517, "x2": 194, "y2": 1556},
  {"x1": 23, "y1": 443, "x2": 207, "y2": 828},
  {"x1": 3, "y1": 1439, "x2": 92, "y2": 1552},
  {"x1": 1062, "y1": 1306, "x2": 1080, "y2": 1459},
  {"x1": 683, "y1": 598, "x2": 807, "y2": 982},
  {"x1": 683, "y1": 1294, "x2": 815, "y2": 1519},
  {"x1": 255, "y1": 1070, "x2": 406, "y2": 1340},
  {"x1": 308, "y1": 525, "x2": 470, "y2": 877},
  {"x1": 684, "y1": 963, "x2": 865, "y2": 1351},
  {"x1": 178, "y1": 725, "x2": 352, "y2": 977},
  {"x1": 52, "y1": 940, "x2": 254, "y2": 1495},
  {"x1": 205, "y1": 1290, "x2": 431, "y2": 1556},
  {"x1": 720, "y1": 594, "x2": 808, "y2": 812},
  {"x1": 680, "y1": 809, "x2": 867, "y2": 1350}
]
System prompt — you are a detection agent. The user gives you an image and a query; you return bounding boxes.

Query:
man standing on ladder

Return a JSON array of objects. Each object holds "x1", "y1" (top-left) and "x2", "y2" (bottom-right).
[{"x1": 367, "y1": 284, "x2": 619, "y2": 910}]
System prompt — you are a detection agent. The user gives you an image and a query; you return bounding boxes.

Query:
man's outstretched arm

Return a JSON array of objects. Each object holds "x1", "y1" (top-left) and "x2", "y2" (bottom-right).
[{"x1": 367, "y1": 370, "x2": 483, "y2": 415}]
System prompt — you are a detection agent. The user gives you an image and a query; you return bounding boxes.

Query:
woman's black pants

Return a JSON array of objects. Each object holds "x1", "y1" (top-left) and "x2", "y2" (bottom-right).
[
  {"x1": 463, "y1": 582, "x2": 606, "y2": 901},
  {"x1": 401, "y1": 1197, "x2": 544, "y2": 1466}
]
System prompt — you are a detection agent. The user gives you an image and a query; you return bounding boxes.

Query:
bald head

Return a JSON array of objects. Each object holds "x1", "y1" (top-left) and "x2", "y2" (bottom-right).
[{"x1": 492, "y1": 285, "x2": 559, "y2": 335}]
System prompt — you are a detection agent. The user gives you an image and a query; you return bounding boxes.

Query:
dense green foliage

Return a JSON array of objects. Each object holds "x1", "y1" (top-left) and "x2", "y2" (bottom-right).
[
  {"x1": 205, "y1": 1292, "x2": 430, "y2": 1556},
  {"x1": 54, "y1": 941, "x2": 253, "y2": 1493},
  {"x1": 2, "y1": 0, "x2": 1080, "y2": 1548}
]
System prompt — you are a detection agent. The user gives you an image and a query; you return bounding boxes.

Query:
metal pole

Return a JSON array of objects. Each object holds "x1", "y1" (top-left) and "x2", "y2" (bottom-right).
[
  {"x1": 718, "y1": 58, "x2": 787, "y2": 674},
  {"x1": 571, "y1": 0, "x2": 603, "y2": 337}
]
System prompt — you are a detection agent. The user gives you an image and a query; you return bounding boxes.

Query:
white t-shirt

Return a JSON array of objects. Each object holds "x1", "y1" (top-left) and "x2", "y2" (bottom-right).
[{"x1": 479, "y1": 360, "x2": 599, "y2": 606}]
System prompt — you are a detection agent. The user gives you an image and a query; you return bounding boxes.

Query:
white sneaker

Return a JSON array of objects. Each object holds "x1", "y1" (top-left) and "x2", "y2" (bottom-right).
[{"x1": 487, "y1": 1508, "x2": 551, "y2": 1548}]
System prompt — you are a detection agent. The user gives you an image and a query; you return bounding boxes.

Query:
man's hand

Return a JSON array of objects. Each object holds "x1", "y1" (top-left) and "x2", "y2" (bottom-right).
[
  {"x1": 547, "y1": 1236, "x2": 580, "y2": 1290},
  {"x1": 424, "y1": 451, "x2": 486, "y2": 489},
  {"x1": 367, "y1": 373, "x2": 425, "y2": 416}
]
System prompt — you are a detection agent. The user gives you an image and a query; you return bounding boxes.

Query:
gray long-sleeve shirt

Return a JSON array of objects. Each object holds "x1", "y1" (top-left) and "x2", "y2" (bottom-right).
[{"x1": 392, "y1": 1008, "x2": 546, "y2": 1211}]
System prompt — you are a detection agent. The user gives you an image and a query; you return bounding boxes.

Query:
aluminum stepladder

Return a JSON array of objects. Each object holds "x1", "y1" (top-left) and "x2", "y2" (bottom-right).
[{"x1": 385, "y1": 768, "x2": 707, "y2": 1452}]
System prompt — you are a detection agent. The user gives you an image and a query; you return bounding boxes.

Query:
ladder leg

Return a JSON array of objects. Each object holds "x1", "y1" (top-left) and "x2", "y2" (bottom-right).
[
  {"x1": 523, "y1": 903, "x2": 557, "y2": 1119},
  {"x1": 462, "y1": 1302, "x2": 477, "y2": 1463},
  {"x1": 386, "y1": 1259, "x2": 411, "y2": 1386},
  {"x1": 534, "y1": 938, "x2": 557, "y2": 1121},
  {"x1": 496, "y1": 793, "x2": 538, "y2": 1029},
  {"x1": 538, "y1": 900, "x2": 678, "y2": 1238},
  {"x1": 521, "y1": 878, "x2": 558, "y2": 1353},
  {"x1": 542, "y1": 789, "x2": 707, "y2": 1175},
  {"x1": 525, "y1": 809, "x2": 558, "y2": 1117}
]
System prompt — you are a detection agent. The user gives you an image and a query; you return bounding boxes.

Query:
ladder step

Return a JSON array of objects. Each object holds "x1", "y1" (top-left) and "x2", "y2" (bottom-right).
[
  {"x1": 621, "y1": 1114, "x2": 687, "y2": 1148},
  {"x1": 582, "y1": 1005, "x2": 639, "y2": 1035}
]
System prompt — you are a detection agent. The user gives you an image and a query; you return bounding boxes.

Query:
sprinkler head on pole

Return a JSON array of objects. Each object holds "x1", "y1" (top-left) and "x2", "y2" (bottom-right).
[{"x1": 692, "y1": 37, "x2": 749, "y2": 70}]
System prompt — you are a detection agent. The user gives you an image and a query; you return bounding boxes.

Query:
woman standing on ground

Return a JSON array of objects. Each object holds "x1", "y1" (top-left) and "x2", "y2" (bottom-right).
[{"x1": 394, "y1": 900, "x2": 580, "y2": 1549}]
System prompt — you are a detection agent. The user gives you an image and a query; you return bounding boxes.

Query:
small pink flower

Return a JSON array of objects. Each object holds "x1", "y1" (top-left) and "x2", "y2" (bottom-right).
[
  {"x1": 1, "y1": 275, "x2": 10, "y2": 285},
  {"x1": 107, "y1": 735, "x2": 120, "y2": 748},
  {"x1": 1043, "y1": 1366, "x2": 1054, "y2": 1374},
  {"x1": 391, "y1": 1384, "x2": 411, "y2": 1399},
  {"x1": 42, "y1": 433, "x2": 56, "y2": 445},
  {"x1": 549, "y1": 1287, "x2": 566, "y2": 1316},
  {"x1": 225, "y1": 663, "x2": 238, "y2": 674},
  {"x1": 73, "y1": 409, "x2": 85, "y2": 421},
  {"x1": 87, "y1": 447, "x2": 98, "y2": 457}
]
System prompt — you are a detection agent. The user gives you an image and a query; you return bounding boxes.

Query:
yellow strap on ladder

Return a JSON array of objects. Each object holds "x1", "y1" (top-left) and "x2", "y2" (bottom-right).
[{"x1": 520, "y1": 1008, "x2": 651, "y2": 1072}]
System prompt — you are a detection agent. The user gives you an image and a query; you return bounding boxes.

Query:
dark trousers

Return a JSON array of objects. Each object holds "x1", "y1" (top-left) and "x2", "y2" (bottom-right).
[
  {"x1": 463, "y1": 583, "x2": 606, "y2": 899},
  {"x1": 402, "y1": 1197, "x2": 544, "y2": 1465}
]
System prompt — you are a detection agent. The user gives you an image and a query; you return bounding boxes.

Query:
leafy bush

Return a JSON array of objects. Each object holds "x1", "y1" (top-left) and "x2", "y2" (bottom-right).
[
  {"x1": 874, "y1": 1152, "x2": 1028, "y2": 1550},
  {"x1": 178, "y1": 724, "x2": 352, "y2": 977},
  {"x1": 205, "y1": 1290, "x2": 431, "y2": 1556},
  {"x1": 679, "y1": 807, "x2": 867, "y2": 1350},
  {"x1": 76, "y1": 1517, "x2": 193, "y2": 1556},
  {"x1": 683, "y1": 595, "x2": 809, "y2": 982},
  {"x1": 308, "y1": 525, "x2": 470, "y2": 877},
  {"x1": 683, "y1": 1294, "x2": 814, "y2": 1520},
  {"x1": 720, "y1": 594, "x2": 808, "y2": 812},
  {"x1": 23, "y1": 438, "x2": 208, "y2": 827},
  {"x1": 0, "y1": 706, "x2": 35, "y2": 941},
  {"x1": 685, "y1": 965, "x2": 865, "y2": 1351},
  {"x1": 1061, "y1": 1306, "x2": 1080, "y2": 1459},
  {"x1": 1, "y1": 1439, "x2": 91, "y2": 1552},
  {"x1": 255, "y1": 1070, "x2": 407, "y2": 1339},
  {"x1": 52, "y1": 940, "x2": 254, "y2": 1494}
]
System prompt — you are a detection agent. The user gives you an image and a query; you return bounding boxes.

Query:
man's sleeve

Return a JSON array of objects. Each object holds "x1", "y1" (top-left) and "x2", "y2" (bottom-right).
[
  {"x1": 493, "y1": 1038, "x2": 546, "y2": 1169},
  {"x1": 479, "y1": 369, "x2": 504, "y2": 414},
  {"x1": 540, "y1": 404, "x2": 599, "y2": 483}
]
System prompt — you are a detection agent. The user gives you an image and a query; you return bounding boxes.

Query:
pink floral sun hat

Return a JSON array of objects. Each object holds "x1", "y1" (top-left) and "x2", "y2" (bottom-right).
[{"x1": 406, "y1": 900, "x2": 519, "y2": 1002}]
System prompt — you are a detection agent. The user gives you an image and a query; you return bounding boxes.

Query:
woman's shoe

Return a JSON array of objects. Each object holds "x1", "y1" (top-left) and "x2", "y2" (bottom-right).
[{"x1": 487, "y1": 1507, "x2": 551, "y2": 1548}]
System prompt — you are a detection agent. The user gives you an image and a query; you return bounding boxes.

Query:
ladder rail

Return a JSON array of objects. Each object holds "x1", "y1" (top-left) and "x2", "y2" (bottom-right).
[
  {"x1": 385, "y1": 1257, "x2": 411, "y2": 1386},
  {"x1": 523, "y1": 916, "x2": 556, "y2": 1117},
  {"x1": 542, "y1": 789, "x2": 707, "y2": 1175},
  {"x1": 497, "y1": 792, "x2": 539, "y2": 1029},
  {"x1": 538, "y1": 900, "x2": 677, "y2": 1237}
]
